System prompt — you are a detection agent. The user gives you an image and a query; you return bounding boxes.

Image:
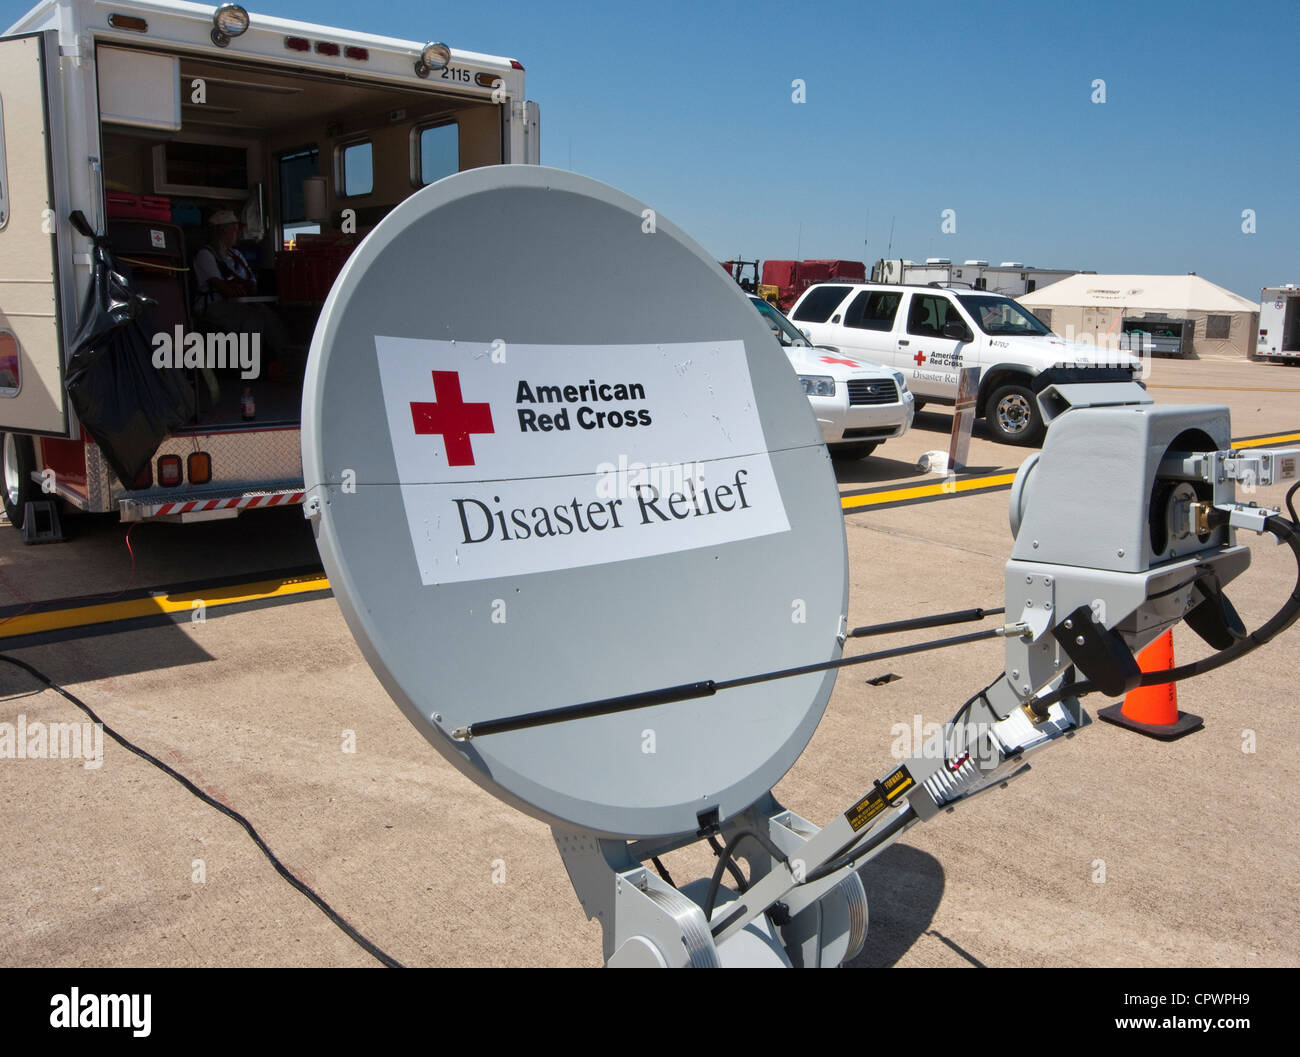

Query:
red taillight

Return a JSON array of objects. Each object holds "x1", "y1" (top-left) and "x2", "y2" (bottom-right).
[
  {"x1": 344, "y1": 46, "x2": 369, "y2": 61},
  {"x1": 1260, "y1": 330, "x2": 1268, "y2": 336},
  {"x1": 284, "y1": 36, "x2": 310, "y2": 52},
  {"x1": 315, "y1": 41, "x2": 340, "y2": 57},
  {"x1": 188, "y1": 452, "x2": 212, "y2": 485},
  {"x1": 509, "y1": 59, "x2": 524, "y2": 70},
  {"x1": 157, "y1": 454, "x2": 182, "y2": 488}
]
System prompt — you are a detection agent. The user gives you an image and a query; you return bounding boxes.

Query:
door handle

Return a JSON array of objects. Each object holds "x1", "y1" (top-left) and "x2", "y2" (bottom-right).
[{"x1": 898, "y1": 340, "x2": 909, "y2": 346}]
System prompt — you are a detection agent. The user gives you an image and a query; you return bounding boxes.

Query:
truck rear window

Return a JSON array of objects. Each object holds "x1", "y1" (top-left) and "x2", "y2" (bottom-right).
[
  {"x1": 416, "y1": 122, "x2": 459, "y2": 186},
  {"x1": 792, "y1": 285, "x2": 851, "y2": 323}
]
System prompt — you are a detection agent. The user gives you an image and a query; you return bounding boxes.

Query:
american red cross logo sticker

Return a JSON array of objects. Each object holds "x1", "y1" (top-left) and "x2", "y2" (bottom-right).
[
  {"x1": 410, "y1": 370, "x2": 495, "y2": 466},
  {"x1": 821, "y1": 355, "x2": 860, "y2": 367},
  {"x1": 913, "y1": 350, "x2": 927, "y2": 366}
]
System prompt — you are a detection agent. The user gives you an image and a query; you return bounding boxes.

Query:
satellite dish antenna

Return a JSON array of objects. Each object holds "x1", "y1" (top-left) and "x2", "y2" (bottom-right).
[
  {"x1": 302, "y1": 166, "x2": 848, "y2": 840},
  {"x1": 299, "y1": 167, "x2": 1295, "y2": 966}
]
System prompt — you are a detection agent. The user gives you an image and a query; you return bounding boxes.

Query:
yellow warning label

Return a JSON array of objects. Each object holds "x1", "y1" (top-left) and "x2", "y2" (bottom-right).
[
  {"x1": 844, "y1": 766, "x2": 914, "y2": 832},
  {"x1": 844, "y1": 790, "x2": 886, "y2": 832},
  {"x1": 882, "y1": 765, "x2": 915, "y2": 802}
]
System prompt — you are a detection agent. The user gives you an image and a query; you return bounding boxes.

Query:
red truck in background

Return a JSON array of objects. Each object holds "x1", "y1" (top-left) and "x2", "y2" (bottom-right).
[{"x1": 721, "y1": 259, "x2": 866, "y2": 313}]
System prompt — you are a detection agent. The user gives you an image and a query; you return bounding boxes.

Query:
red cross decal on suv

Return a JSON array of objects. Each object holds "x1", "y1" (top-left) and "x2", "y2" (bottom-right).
[
  {"x1": 913, "y1": 350, "x2": 927, "y2": 366},
  {"x1": 409, "y1": 370, "x2": 495, "y2": 467},
  {"x1": 821, "y1": 355, "x2": 861, "y2": 368}
]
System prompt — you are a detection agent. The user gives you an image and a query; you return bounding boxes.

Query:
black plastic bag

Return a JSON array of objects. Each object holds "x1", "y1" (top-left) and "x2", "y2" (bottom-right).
[{"x1": 64, "y1": 238, "x2": 195, "y2": 488}]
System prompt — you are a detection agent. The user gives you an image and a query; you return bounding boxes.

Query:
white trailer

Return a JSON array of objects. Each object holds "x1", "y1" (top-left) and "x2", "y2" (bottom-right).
[
  {"x1": 0, "y1": 0, "x2": 538, "y2": 535},
  {"x1": 871, "y1": 258, "x2": 1081, "y2": 297},
  {"x1": 1258, "y1": 285, "x2": 1300, "y2": 363}
]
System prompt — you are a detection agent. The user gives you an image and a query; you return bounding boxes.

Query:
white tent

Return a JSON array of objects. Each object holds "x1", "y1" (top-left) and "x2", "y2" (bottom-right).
[{"x1": 1020, "y1": 274, "x2": 1259, "y2": 359}]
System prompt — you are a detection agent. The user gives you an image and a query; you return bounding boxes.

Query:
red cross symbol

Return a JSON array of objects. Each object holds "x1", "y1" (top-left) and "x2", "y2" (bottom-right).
[
  {"x1": 821, "y1": 355, "x2": 860, "y2": 367},
  {"x1": 409, "y1": 370, "x2": 494, "y2": 467},
  {"x1": 913, "y1": 350, "x2": 927, "y2": 366}
]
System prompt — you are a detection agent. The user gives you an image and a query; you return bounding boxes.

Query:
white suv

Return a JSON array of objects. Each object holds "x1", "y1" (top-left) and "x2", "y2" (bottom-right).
[
  {"x1": 788, "y1": 283, "x2": 1142, "y2": 445},
  {"x1": 750, "y1": 295, "x2": 913, "y2": 459}
]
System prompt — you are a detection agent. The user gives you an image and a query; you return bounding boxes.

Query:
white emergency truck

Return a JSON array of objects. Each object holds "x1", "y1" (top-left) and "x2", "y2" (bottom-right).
[
  {"x1": 1258, "y1": 285, "x2": 1300, "y2": 363},
  {"x1": 0, "y1": 0, "x2": 538, "y2": 535},
  {"x1": 789, "y1": 282, "x2": 1142, "y2": 445}
]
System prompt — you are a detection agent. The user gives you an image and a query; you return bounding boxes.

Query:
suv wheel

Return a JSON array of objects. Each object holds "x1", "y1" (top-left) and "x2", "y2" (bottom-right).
[{"x1": 986, "y1": 384, "x2": 1044, "y2": 446}]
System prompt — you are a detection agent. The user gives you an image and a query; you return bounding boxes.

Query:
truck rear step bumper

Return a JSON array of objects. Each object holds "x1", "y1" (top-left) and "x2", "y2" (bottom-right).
[{"x1": 120, "y1": 487, "x2": 306, "y2": 523}]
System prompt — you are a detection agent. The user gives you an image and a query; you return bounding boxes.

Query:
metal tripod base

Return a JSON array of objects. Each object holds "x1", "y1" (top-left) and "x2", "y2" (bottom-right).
[{"x1": 553, "y1": 792, "x2": 868, "y2": 967}]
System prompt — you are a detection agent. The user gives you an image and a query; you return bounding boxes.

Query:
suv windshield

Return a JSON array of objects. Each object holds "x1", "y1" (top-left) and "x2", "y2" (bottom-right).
[
  {"x1": 751, "y1": 296, "x2": 811, "y2": 347},
  {"x1": 957, "y1": 294, "x2": 1052, "y2": 336}
]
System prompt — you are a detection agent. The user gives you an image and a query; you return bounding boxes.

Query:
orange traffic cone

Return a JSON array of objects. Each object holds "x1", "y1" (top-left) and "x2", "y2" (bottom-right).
[{"x1": 1098, "y1": 629, "x2": 1203, "y2": 740}]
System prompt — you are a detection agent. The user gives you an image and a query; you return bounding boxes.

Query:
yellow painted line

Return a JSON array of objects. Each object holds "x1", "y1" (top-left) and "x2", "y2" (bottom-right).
[
  {"x1": 0, "y1": 572, "x2": 330, "y2": 640},
  {"x1": 841, "y1": 472, "x2": 1017, "y2": 510},
  {"x1": 1148, "y1": 385, "x2": 1300, "y2": 393},
  {"x1": 1235, "y1": 432, "x2": 1300, "y2": 448}
]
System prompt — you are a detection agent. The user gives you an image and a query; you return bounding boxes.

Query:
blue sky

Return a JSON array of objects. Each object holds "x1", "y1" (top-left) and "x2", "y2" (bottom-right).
[{"x1": 6, "y1": 0, "x2": 1295, "y2": 298}]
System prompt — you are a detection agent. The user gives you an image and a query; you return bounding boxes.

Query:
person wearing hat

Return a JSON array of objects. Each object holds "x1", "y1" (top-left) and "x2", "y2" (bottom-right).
[
  {"x1": 193, "y1": 209, "x2": 257, "y2": 311},
  {"x1": 191, "y1": 209, "x2": 286, "y2": 396}
]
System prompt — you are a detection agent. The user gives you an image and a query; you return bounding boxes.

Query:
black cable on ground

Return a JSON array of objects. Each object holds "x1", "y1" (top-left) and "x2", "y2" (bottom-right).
[{"x1": 0, "y1": 653, "x2": 404, "y2": 968}]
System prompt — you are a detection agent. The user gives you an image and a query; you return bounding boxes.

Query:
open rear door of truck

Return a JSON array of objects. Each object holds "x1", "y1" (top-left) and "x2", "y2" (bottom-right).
[{"x1": 0, "y1": 31, "x2": 73, "y2": 437}]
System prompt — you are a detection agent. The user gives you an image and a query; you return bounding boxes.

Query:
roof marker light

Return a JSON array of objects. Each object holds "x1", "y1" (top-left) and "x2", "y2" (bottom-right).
[
  {"x1": 415, "y1": 42, "x2": 450, "y2": 78},
  {"x1": 107, "y1": 14, "x2": 148, "y2": 32},
  {"x1": 211, "y1": 4, "x2": 249, "y2": 48}
]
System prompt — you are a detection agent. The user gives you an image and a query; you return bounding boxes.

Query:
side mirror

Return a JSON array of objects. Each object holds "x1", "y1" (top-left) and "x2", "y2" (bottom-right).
[{"x1": 943, "y1": 320, "x2": 971, "y2": 342}]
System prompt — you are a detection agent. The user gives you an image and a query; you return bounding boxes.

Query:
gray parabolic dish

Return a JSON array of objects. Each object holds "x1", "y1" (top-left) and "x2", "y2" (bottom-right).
[{"x1": 302, "y1": 166, "x2": 848, "y2": 838}]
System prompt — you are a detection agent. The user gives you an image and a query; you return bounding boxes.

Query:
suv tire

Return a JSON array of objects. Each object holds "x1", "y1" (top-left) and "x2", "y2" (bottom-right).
[{"x1": 985, "y1": 384, "x2": 1044, "y2": 446}]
